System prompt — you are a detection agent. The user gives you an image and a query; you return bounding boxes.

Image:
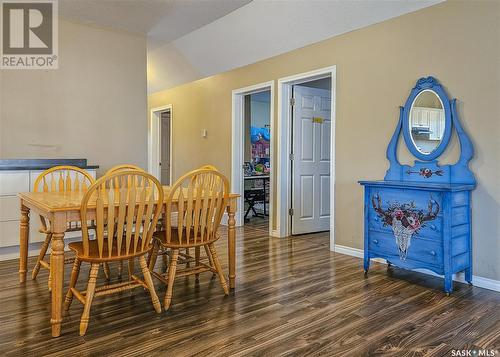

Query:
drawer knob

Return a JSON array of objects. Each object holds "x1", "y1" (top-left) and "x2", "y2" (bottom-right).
[
  {"x1": 430, "y1": 224, "x2": 437, "y2": 231},
  {"x1": 373, "y1": 239, "x2": 379, "y2": 244},
  {"x1": 430, "y1": 250, "x2": 436, "y2": 256}
]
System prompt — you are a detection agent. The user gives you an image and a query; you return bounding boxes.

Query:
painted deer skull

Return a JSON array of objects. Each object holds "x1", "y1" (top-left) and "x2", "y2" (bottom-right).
[{"x1": 372, "y1": 194, "x2": 439, "y2": 260}]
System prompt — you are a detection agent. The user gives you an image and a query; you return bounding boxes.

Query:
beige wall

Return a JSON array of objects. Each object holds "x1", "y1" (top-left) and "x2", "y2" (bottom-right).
[
  {"x1": 0, "y1": 20, "x2": 147, "y2": 175},
  {"x1": 149, "y1": 1, "x2": 500, "y2": 281}
]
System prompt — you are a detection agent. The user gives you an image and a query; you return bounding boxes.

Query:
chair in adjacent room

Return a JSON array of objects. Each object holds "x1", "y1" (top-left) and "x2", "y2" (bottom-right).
[{"x1": 64, "y1": 170, "x2": 163, "y2": 335}]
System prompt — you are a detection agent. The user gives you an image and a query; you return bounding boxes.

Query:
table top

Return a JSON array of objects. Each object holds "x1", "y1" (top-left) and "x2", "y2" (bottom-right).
[{"x1": 19, "y1": 186, "x2": 239, "y2": 212}]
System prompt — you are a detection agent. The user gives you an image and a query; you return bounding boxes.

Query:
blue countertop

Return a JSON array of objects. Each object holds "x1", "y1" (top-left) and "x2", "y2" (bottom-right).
[{"x1": 0, "y1": 159, "x2": 99, "y2": 171}]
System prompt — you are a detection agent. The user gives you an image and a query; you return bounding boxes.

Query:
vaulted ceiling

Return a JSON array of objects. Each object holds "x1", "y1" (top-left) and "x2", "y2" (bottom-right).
[
  {"x1": 59, "y1": 0, "x2": 251, "y2": 42},
  {"x1": 59, "y1": 0, "x2": 443, "y2": 93}
]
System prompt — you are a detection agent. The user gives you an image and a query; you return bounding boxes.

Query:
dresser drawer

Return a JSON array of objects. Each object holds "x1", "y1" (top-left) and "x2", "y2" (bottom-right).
[
  {"x1": 369, "y1": 214, "x2": 443, "y2": 240},
  {"x1": 452, "y1": 191, "x2": 468, "y2": 207},
  {"x1": 368, "y1": 187, "x2": 443, "y2": 239},
  {"x1": 369, "y1": 231, "x2": 443, "y2": 267},
  {"x1": 0, "y1": 171, "x2": 30, "y2": 196},
  {"x1": 0, "y1": 220, "x2": 20, "y2": 247}
]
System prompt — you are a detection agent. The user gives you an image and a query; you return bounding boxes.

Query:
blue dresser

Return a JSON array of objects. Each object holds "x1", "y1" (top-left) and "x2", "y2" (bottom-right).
[{"x1": 359, "y1": 77, "x2": 476, "y2": 294}]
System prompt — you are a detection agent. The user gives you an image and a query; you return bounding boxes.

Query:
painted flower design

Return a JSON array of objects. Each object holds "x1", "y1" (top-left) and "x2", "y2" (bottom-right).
[
  {"x1": 407, "y1": 215, "x2": 421, "y2": 230},
  {"x1": 394, "y1": 209, "x2": 404, "y2": 219},
  {"x1": 372, "y1": 194, "x2": 439, "y2": 260},
  {"x1": 406, "y1": 168, "x2": 444, "y2": 178}
]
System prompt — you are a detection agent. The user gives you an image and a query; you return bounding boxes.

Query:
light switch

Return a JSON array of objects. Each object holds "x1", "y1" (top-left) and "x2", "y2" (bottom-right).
[{"x1": 201, "y1": 129, "x2": 208, "y2": 138}]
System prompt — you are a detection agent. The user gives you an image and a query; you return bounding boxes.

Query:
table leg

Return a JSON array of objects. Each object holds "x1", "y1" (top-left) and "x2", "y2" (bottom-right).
[
  {"x1": 50, "y1": 212, "x2": 66, "y2": 337},
  {"x1": 227, "y1": 201, "x2": 236, "y2": 289},
  {"x1": 19, "y1": 203, "x2": 30, "y2": 283}
]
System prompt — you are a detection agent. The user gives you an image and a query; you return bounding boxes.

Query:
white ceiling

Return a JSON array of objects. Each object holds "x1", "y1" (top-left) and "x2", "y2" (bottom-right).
[
  {"x1": 147, "y1": 0, "x2": 443, "y2": 93},
  {"x1": 59, "y1": 0, "x2": 250, "y2": 45},
  {"x1": 59, "y1": 0, "x2": 443, "y2": 94}
]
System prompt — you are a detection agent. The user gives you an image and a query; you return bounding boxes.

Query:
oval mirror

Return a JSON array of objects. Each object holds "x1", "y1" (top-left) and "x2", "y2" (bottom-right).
[
  {"x1": 408, "y1": 90, "x2": 444, "y2": 155},
  {"x1": 403, "y1": 77, "x2": 452, "y2": 161}
]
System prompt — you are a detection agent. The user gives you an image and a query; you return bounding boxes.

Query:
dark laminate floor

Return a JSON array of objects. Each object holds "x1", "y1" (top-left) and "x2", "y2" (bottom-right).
[{"x1": 0, "y1": 219, "x2": 499, "y2": 356}]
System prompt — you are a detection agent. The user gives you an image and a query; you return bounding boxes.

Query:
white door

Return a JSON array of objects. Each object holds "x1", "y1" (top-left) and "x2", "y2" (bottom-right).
[
  {"x1": 291, "y1": 85, "x2": 331, "y2": 235},
  {"x1": 160, "y1": 111, "x2": 171, "y2": 185}
]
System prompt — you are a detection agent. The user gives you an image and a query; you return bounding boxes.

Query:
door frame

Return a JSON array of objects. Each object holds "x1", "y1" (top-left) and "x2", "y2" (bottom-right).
[
  {"x1": 277, "y1": 65, "x2": 337, "y2": 250},
  {"x1": 148, "y1": 104, "x2": 173, "y2": 184},
  {"x1": 231, "y1": 80, "x2": 274, "y2": 233}
]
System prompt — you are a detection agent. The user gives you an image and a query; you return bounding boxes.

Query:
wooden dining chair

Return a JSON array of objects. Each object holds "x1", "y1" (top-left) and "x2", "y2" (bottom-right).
[
  {"x1": 105, "y1": 164, "x2": 146, "y2": 278},
  {"x1": 189, "y1": 165, "x2": 219, "y2": 270},
  {"x1": 199, "y1": 164, "x2": 218, "y2": 171},
  {"x1": 152, "y1": 164, "x2": 220, "y2": 273},
  {"x1": 106, "y1": 164, "x2": 144, "y2": 173},
  {"x1": 64, "y1": 170, "x2": 163, "y2": 335},
  {"x1": 149, "y1": 168, "x2": 229, "y2": 310},
  {"x1": 32, "y1": 166, "x2": 96, "y2": 288}
]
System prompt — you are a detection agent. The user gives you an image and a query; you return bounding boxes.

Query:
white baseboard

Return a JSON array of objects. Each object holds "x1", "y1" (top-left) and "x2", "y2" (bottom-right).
[
  {"x1": 0, "y1": 241, "x2": 45, "y2": 261},
  {"x1": 270, "y1": 229, "x2": 281, "y2": 237},
  {"x1": 0, "y1": 233, "x2": 91, "y2": 262},
  {"x1": 0, "y1": 235, "x2": 84, "y2": 261},
  {"x1": 334, "y1": 244, "x2": 500, "y2": 293}
]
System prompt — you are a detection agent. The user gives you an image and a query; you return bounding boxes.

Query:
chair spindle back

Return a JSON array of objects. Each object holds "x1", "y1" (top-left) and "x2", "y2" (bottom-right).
[
  {"x1": 34, "y1": 165, "x2": 94, "y2": 193},
  {"x1": 105, "y1": 164, "x2": 145, "y2": 189},
  {"x1": 106, "y1": 164, "x2": 144, "y2": 174},
  {"x1": 199, "y1": 165, "x2": 218, "y2": 171},
  {"x1": 80, "y1": 171, "x2": 164, "y2": 258},
  {"x1": 165, "y1": 169, "x2": 229, "y2": 246}
]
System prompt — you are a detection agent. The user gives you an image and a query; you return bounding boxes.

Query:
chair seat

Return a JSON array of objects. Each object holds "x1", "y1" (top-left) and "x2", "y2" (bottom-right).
[
  {"x1": 68, "y1": 239, "x2": 150, "y2": 262},
  {"x1": 153, "y1": 229, "x2": 219, "y2": 248}
]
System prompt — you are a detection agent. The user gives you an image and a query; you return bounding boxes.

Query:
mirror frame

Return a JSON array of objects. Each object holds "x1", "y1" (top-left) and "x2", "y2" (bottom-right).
[{"x1": 402, "y1": 77, "x2": 452, "y2": 161}]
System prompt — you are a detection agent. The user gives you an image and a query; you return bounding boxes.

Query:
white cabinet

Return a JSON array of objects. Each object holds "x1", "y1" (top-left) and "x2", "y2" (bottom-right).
[
  {"x1": 411, "y1": 107, "x2": 430, "y2": 128},
  {"x1": 0, "y1": 196, "x2": 20, "y2": 221},
  {"x1": 411, "y1": 107, "x2": 444, "y2": 140},
  {"x1": 428, "y1": 110, "x2": 444, "y2": 140},
  {"x1": 0, "y1": 171, "x2": 30, "y2": 196},
  {"x1": 0, "y1": 220, "x2": 20, "y2": 247},
  {"x1": 0, "y1": 168, "x2": 97, "y2": 249},
  {"x1": 0, "y1": 171, "x2": 30, "y2": 248}
]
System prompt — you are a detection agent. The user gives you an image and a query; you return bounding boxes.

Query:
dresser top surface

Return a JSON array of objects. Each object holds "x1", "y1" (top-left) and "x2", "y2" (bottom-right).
[{"x1": 358, "y1": 180, "x2": 475, "y2": 191}]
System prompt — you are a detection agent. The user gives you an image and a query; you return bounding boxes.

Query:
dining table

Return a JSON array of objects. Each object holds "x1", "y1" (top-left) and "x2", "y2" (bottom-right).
[{"x1": 18, "y1": 187, "x2": 239, "y2": 337}]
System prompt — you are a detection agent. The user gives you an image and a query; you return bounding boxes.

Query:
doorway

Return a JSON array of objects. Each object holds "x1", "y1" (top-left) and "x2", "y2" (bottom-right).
[
  {"x1": 159, "y1": 110, "x2": 171, "y2": 185},
  {"x1": 149, "y1": 105, "x2": 173, "y2": 184},
  {"x1": 243, "y1": 91, "x2": 271, "y2": 228},
  {"x1": 231, "y1": 81, "x2": 274, "y2": 234},
  {"x1": 291, "y1": 79, "x2": 332, "y2": 235},
  {"x1": 277, "y1": 66, "x2": 336, "y2": 249}
]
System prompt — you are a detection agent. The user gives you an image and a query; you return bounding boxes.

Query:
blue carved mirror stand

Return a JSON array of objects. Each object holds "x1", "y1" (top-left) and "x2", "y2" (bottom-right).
[{"x1": 359, "y1": 76, "x2": 476, "y2": 294}]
